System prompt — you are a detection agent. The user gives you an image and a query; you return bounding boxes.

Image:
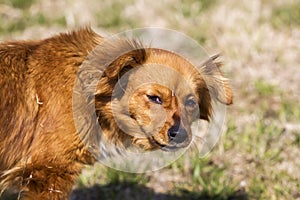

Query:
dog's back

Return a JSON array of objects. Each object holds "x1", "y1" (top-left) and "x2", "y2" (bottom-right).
[
  {"x1": 0, "y1": 28, "x2": 101, "y2": 199},
  {"x1": 0, "y1": 41, "x2": 39, "y2": 169}
]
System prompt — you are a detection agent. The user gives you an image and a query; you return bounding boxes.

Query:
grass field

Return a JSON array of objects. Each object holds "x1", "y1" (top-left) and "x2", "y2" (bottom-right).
[{"x1": 0, "y1": 0, "x2": 299, "y2": 199}]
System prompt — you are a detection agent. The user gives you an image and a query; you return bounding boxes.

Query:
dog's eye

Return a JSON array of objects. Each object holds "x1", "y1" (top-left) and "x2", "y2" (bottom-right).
[
  {"x1": 185, "y1": 98, "x2": 197, "y2": 107},
  {"x1": 147, "y1": 95, "x2": 162, "y2": 105}
]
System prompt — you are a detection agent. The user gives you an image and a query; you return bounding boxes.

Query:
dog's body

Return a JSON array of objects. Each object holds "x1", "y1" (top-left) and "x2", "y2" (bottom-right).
[
  {"x1": 0, "y1": 28, "x2": 232, "y2": 199},
  {"x1": 0, "y1": 28, "x2": 102, "y2": 199}
]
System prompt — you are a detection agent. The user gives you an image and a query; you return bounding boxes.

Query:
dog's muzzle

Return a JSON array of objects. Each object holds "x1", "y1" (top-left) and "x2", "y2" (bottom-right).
[{"x1": 167, "y1": 124, "x2": 188, "y2": 144}]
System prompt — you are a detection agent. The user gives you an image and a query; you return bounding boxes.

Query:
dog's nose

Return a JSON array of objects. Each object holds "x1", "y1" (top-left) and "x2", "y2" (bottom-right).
[{"x1": 167, "y1": 124, "x2": 188, "y2": 144}]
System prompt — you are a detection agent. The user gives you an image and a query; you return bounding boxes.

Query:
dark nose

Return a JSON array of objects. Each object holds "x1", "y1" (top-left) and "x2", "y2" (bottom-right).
[{"x1": 167, "y1": 123, "x2": 188, "y2": 144}]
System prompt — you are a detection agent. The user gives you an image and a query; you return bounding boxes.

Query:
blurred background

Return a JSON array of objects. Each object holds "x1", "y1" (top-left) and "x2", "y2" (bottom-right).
[{"x1": 0, "y1": 0, "x2": 299, "y2": 199}]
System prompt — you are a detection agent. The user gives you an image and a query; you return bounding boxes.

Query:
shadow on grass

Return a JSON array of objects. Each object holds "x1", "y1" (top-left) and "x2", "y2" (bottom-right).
[
  {"x1": 70, "y1": 182, "x2": 248, "y2": 200},
  {"x1": 0, "y1": 182, "x2": 248, "y2": 200}
]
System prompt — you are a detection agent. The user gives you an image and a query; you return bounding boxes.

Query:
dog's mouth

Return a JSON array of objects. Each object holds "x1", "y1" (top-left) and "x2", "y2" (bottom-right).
[{"x1": 151, "y1": 137, "x2": 188, "y2": 152}]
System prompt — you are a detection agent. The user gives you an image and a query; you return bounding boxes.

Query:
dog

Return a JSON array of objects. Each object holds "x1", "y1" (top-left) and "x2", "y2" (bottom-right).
[{"x1": 0, "y1": 27, "x2": 233, "y2": 199}]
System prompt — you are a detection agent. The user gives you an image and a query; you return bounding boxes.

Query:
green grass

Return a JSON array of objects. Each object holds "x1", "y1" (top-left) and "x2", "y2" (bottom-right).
[
  {"x1": 0, "y1": 0, "x2": 35, "y2": 9},
  {"x1": 169, "y1": 0, "x2": 219, "y2": 45},
  {"x1": 0, "y1": 0, "x2": 66, "y2": 36},
  {"x1": 254, "y1": 80, "x2": 276, "y2": 96},
  {"x1": 104, "y1": 168, "x2": 150, "y2": 185},
  {"x1": 95, "y1": 0, "x2": 139, "y2": 30},
  {"x1": 253, "y1": 80, "x2": 300, "y2": 122},
  {"x1": 3, "y1": 12, "x2": 47, "y2": 33},
  {"x1": 190, "y1": 158, "x2": 237, "y2": 199},
  {"x1": 180, "y1": 0, "x2": 218, "y2": 18},
  {"x1": 76, "y1": 164, "x2": 150, "y2": 188},
  {"x1": 0, "y1": 11, "x2": 66, "y2": 35},
  {"x1": 279, "y1": 99, "x2": 300, "y2": 121},
  {"x1": 225, "y1": 103, "x2": 299, "y2": 200},
  {"x1": 2, "y1": 14, "x2": 62, "y2": 33},
  {"x1": 169, "y1": 154, "x2": 239, "y2": 199},
  {"x1": 224, "y1": 79, "x2": 299, "y2": 199},
  {"x1": 271, "y1": 2, "x2": 300, "y2": 28}
]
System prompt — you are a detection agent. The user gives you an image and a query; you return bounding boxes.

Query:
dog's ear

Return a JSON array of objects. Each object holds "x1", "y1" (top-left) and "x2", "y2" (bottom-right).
[
  {"x1": 103, "y1": 39, "x2": 147, "y2": 79},
  {"x1": 90, "y1": 38, "x2": 147, "y2": 98},
  {"x1": 198, "y1": 54, "x2": 233, "y2": 121}
]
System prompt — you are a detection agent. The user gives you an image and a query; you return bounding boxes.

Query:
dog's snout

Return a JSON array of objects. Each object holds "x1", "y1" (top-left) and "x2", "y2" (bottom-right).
[{"x1": 167, "y1": 124, "x2": 188, "y2": 144}]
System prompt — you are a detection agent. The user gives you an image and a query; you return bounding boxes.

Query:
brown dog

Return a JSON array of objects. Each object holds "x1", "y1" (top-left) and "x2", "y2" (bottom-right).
[{"x1": 0, "y1": 28, "x2": 232, "y2": 199}]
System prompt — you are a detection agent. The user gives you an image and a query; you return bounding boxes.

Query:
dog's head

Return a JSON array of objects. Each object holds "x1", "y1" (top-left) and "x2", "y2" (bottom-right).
[{"x1": 92, "y1": 38, "x2": 233, "y2": 152}]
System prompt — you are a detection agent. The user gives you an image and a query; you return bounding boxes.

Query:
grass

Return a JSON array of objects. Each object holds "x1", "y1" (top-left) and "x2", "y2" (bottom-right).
[
  {"x1": 179, "y1": 0, "x2": 218, "y2": 18},
  {"x1": 0, "y1": 0, "x2": 35, "y2": 9},
  {"x1": 279, "y1": 99, "x2": 300, "y2": 122},
  {"x1": 75, "y1": 154, "x2": 245, "y2": 200},
  {"x1": 168, "y1": 0, "x2": 219, "y2": 45},
  {"x1": 271, "y1": 2, "x2": 300, "y2": 28},
  {"x1": 2, "y1": 12, "x2": 46, "y2": 33},
  {"x1": 254, "y1": 80, "x2": 276, "y2": 96},
  {"x1": 169, "y1": 154, "x2": 239, "y2": 198},
  {"x1": 225, "y1": 98, "x2": 299, "y2": 200},
  {"x1": 0, "y1": 12, "x2": 66, "y2": 34},
  {"x1": 0, "y1": 0, "x2": 66, "y2": 35},
  {"x1": 189, "y1": 157, "x2": 237, "y2": 199},
  {"x1": 94, "y1": 0, "x2": 139, "y2": 30}
]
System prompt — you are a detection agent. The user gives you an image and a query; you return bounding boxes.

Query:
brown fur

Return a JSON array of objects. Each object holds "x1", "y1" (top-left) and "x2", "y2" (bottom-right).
[{"x1": 0, "y1": 28, "x2": 232, "y2": 199}]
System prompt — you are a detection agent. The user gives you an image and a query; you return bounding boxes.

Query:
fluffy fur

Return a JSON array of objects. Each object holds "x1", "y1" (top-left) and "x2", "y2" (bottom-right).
[{"x1": 0, "y1": 28, "x2": 232, "y2": 199}]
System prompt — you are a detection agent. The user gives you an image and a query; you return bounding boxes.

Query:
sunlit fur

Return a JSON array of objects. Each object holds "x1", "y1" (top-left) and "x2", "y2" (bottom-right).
[{"x1": 0, "y1": 28, "x2": 232, "y2": 199}]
